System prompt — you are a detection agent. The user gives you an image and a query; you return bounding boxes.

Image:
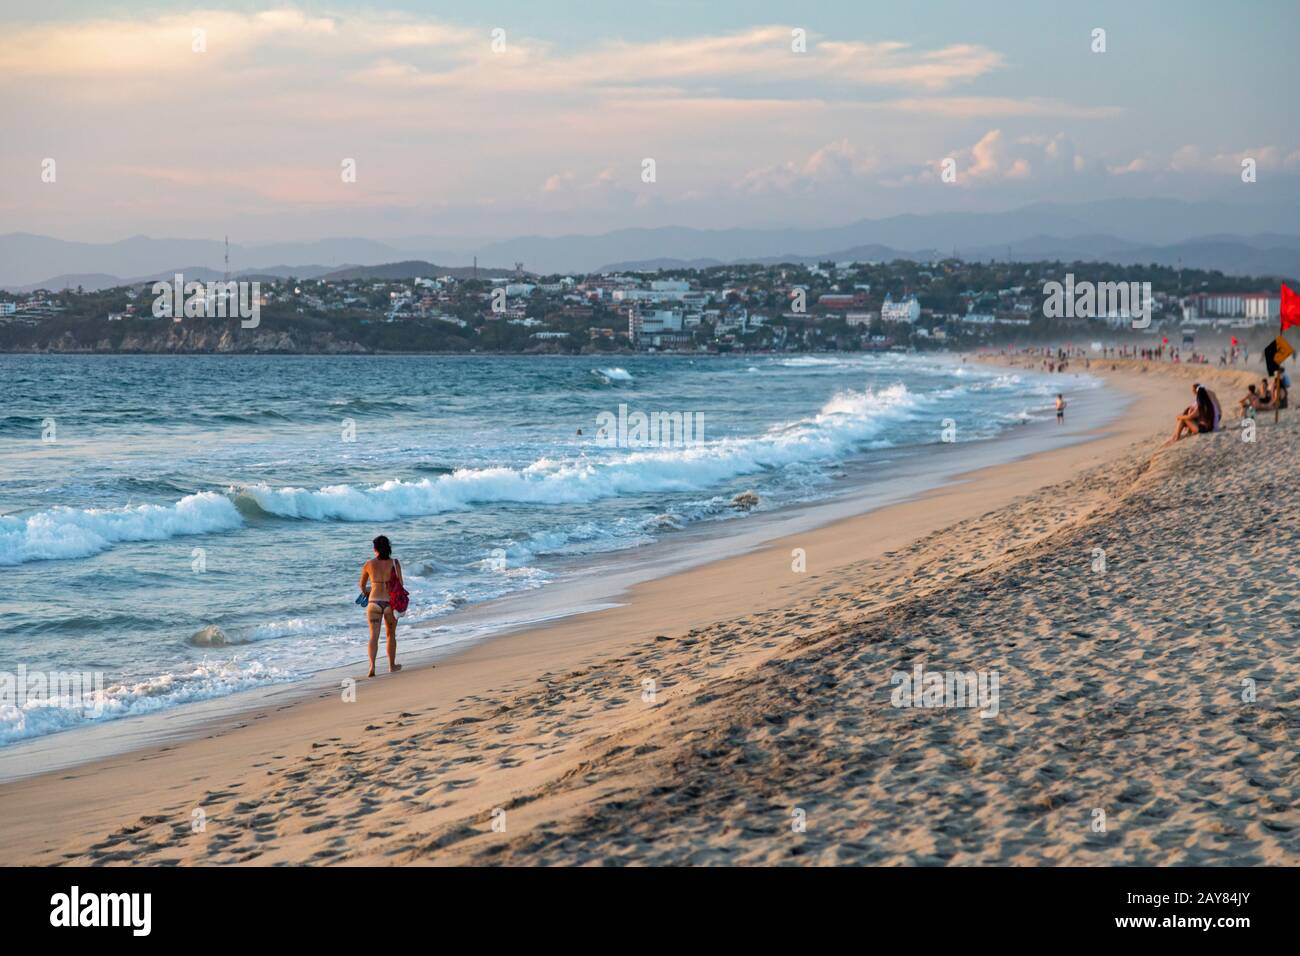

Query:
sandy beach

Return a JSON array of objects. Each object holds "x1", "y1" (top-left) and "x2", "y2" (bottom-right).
[{"x1": 2, "y1": 357, "x2": 1295, "y2": 866}]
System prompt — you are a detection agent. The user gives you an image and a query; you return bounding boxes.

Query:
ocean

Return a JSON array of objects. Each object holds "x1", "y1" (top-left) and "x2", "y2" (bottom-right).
[{"x1": 0, "y1": 352, "x2": 1100, "y2": 747}]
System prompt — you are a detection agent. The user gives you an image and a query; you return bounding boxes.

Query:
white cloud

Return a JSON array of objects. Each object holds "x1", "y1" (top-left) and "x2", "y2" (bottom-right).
[{"x1": 737, "y1": 140, "x2": 880, "y2": 194}]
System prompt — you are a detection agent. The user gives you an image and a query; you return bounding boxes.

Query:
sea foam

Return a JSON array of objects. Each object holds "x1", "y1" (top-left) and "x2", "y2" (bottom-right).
[
  {"x1": 0, "y1": 492, "x2": 242, "y2": 566},
  {"x1": 235, "y1": 384, "x2": 917, "y2": 523}
]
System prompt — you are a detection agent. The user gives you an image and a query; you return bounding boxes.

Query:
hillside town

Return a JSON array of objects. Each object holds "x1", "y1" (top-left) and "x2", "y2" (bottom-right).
[{"x1": 0, "y1": 258, "x2": 1289, "y2": 354}]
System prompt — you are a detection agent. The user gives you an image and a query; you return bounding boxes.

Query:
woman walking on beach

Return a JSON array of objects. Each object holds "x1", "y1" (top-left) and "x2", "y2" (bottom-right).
[{"x1": 359, "y1": 535, "x2": 403, "y2": 677}]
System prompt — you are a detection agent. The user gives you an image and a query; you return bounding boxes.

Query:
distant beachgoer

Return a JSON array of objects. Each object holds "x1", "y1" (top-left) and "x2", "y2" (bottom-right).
[
  {"x1": 359, "y1": 534, "x2": 402, "y2": 677},
  {"x1": 1055, "y1": 394, "x2": 1066, "y2": 424},
  {"x1": 1239, "y1": 384, "x2": 1263, "y2": 417}
]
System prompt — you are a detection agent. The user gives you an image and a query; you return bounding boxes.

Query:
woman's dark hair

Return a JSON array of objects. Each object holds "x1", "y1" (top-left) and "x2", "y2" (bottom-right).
[
  {"x1": 1196, "y1": 386, "x2": 1214, "y2": 422},
  {"x1": 373, "y1": 535, "x2": 392, "y2": 559}
]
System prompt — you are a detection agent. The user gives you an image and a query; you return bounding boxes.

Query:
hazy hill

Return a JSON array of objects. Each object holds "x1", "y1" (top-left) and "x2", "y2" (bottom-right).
[
  {"x1": 6, "y1": 198, "x2": 1300, "y2": 288},
  {"x1": 318, "y1": 261, "x2": 524, "y2": 281}
]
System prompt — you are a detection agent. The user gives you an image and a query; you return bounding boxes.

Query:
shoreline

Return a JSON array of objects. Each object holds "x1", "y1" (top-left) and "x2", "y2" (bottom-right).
[
  {"x1": 0, "y1": 361, "x2": 1116, "y2": 780},
  {"x1": 2, "y1": 358, "x2": 1289, "y2": 865}
]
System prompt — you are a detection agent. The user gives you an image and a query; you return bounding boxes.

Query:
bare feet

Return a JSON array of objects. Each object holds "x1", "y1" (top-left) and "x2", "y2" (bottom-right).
[
  {"x1": 390, "y1": 663, "x2": 402, "y2": 673},
  {"x1": 366, "y1": 668, "x2": 376, "y2": 678}
]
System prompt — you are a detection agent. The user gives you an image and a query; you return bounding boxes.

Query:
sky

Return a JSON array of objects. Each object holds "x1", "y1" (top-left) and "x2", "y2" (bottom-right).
[{"x1": 1, "y1": 0, "x2": 1296, "y2": 244}]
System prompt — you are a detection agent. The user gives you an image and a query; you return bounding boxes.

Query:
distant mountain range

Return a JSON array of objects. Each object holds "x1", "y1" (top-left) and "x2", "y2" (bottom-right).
[
  {"x1": 606, "y1": 234, "x2": 1300, "y2": 277},
  {"x1": 5, "y1": 198, "x2": 1299, "y2": 291},
  {"x1": 0, "y1": 259, "x2": 521, "y2": 294},
  {"x1": 312, "y1": 261, "x2": 521, "y2": 282}
]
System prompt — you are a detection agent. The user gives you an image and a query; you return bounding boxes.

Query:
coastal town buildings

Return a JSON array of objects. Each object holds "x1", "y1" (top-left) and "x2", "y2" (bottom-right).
[
  {"x1": 1182, "y1": 291, "x2": 1281, "y2": 325},
  {"x1": 3, "y1": 257, "x2": 1286, "y2": 354}
]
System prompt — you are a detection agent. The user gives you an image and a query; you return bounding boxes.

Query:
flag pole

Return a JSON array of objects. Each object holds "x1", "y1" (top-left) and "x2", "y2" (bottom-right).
[{"x1": 1277, "y1": 309, "x2": 1284, "y2": 424}]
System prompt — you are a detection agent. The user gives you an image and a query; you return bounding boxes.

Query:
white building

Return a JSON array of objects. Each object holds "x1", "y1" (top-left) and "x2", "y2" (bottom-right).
[
  {"x1": 612, "y1": 285, "x2": 691, "y2": 304},
  {"x1": 881, "y1": 294, "x2": 921, "y2": 323},
  {"x1": 1183, "y1": 292, "x2": 1280, "y2": 325},
  {"x1": 958, "y1": 313, "x2": 1031, "y2": 326},
  {"x1": 629, "y1": 309, "x2": 684, "y2": 342}
]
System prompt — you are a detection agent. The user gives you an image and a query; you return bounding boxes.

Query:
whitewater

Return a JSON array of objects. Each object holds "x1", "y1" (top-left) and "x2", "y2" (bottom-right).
[{"x1": 0, "y1": 352, "x2": 1100, "y2": 745}]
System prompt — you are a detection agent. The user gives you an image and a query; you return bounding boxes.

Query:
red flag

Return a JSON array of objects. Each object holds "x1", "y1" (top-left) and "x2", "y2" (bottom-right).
[{"x1": 1283, "y1": 284, "x2": 1300, "y2": 331}]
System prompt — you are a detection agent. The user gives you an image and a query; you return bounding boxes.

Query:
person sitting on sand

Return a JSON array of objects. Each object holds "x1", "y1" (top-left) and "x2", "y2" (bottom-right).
[
  {"x1": 1239, "y1": 384, "x2": 1265, "y2": 417},
  {"x1": 359, "y1": 534, "x2": 403, "y2": 677},
  {"x1": 1166, "y1": 383, "x2": 1219, "y2": 445}
]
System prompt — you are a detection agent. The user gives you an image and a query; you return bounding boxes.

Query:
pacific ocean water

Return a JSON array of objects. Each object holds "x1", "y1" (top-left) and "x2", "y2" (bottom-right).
[{"x1": 0, "y1": 352, "x2": 1097, "y2": 745}]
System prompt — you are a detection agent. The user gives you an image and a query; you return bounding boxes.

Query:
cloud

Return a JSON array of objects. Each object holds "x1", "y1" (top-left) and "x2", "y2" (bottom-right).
[
  {"x1": 924, "y1": 129, "x2": 1034, "y2": 183},
  {"x1": 1106, "y1": 144, "x2": 1300, "y2": 177},
  {"x1": 1107, "y1": 156, "x2": 1155, "y2": 176},
  {"x1": 4, "y1": 5, "x2": 1284, "y2": 241},
  {"x1": 877, "y1": 97, "x2": 1120, "y2": 120},
  {"x1": 359, "y1": 27, "x2": 1005, "y2": 97},
  {"x1": 3, "y1": 10, "x2": 349, "y2": 78},
  {"x1": 542, "y1": 172, "x2": 572, "y2": 194},
  {"x1": 1169, "y1": 144, "x2": 1300, "y2": 173},
  {"x1": 816, "y1": 40, "x2": 1002, "y2": 90},
  {"x1": 899, "y1": 131, "x2": 1112, "y2": 187},
  {"x1": 5, "y1": 13, "x2": 1001, "y2": 100},
  {"x1": 737, "y1": 140, "x2": 880, "y2": 194}
]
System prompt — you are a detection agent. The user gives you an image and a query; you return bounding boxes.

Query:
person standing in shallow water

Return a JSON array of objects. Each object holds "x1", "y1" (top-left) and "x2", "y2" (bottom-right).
[{"x1": 359, "y1": 534, "x2": 402, "y2": 677}]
